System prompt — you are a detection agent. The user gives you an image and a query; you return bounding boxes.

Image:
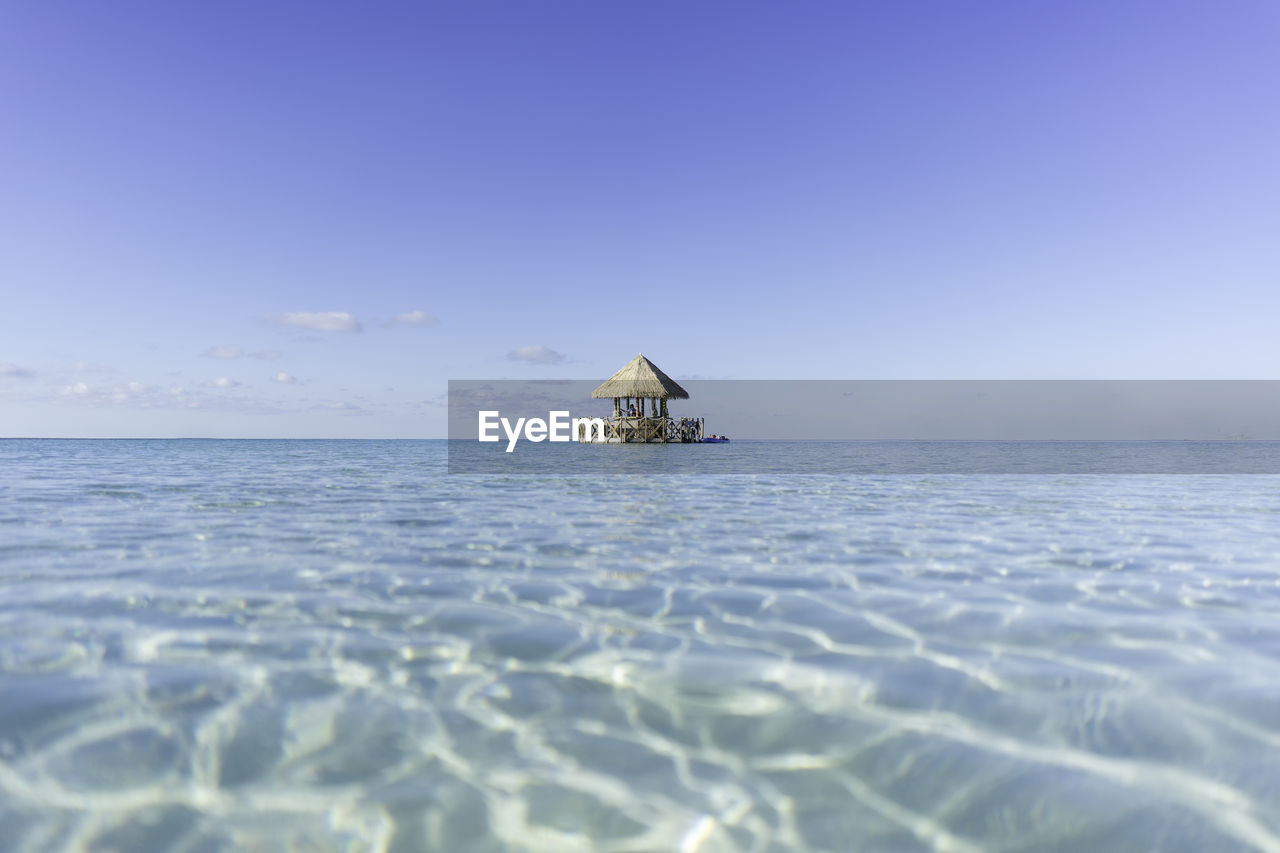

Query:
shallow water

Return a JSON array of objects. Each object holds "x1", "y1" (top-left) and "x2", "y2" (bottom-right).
[{"x1": 2, "y1": 440, "x2": 1280, "y2": 851}]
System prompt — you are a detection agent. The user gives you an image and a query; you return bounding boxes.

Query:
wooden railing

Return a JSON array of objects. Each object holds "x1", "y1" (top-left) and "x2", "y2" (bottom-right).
[{"x1": 591, "y1": 415, "x2": 704, "y2": 443}]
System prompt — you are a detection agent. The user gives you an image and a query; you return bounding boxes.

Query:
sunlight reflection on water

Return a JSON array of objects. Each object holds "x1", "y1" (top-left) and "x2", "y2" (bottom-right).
[{"x1": 2, "y1": 440, "x2": 1280, "y2": 851}]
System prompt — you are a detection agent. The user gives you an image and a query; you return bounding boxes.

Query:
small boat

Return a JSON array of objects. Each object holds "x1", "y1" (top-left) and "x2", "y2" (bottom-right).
[{"x1": 702, "y1": 436, "x2": 730, "y2": 443}]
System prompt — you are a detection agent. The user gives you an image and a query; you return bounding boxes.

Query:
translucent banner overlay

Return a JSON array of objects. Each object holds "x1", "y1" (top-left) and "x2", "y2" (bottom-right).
[{"x1": 448, "y1": 380, "x2": 1280, "y2": 474}]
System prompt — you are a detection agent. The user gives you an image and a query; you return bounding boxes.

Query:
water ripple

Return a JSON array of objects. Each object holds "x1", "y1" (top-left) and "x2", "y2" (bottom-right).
[{"x1": 2, "y1": 440, "x2": 1280, "y2": 850}]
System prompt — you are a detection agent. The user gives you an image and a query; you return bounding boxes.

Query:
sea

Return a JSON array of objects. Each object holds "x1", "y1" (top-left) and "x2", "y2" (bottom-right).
[{"x1": 2, "y1": 439, "x2": 1279, "y2": 852}]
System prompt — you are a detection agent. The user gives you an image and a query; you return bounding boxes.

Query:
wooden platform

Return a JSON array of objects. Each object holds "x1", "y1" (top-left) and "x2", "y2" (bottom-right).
[{"x1": 579, "y1": 415, "x2": 704, "y2": 443}]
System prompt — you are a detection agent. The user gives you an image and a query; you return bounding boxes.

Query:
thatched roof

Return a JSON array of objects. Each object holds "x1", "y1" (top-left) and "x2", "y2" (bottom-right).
[{"x1": 591, "y1": 354, "x2": 690, "y2": 399}]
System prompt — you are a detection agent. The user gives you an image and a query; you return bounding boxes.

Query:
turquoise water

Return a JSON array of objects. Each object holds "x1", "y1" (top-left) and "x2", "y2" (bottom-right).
[{"x1": 2, "y1": 439, "x2": 1280, "y2": 851}]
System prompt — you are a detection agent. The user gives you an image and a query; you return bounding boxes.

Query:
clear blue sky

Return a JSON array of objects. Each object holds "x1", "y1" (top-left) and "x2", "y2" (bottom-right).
[{"x1": 2, "y1": 1, "x2": 1277, "y2": 437}]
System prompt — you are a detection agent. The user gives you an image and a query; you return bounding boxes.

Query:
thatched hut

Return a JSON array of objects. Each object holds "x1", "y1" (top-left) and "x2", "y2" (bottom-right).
[{"x1": 586, "y1": 354, "x2": 703, "y2": 442}]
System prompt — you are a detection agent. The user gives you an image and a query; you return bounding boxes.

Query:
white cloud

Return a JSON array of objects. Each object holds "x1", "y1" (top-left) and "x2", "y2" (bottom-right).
[
  {"x1": 392, "y1": 310, "x2": 439, "y2": 327},
  {"x1": 250, "y1": 350, "x2": 282, "y2": 360},
  {"x1": 508, "y1": 345, "x2": 566, "y2": 364},
  {"x1": 279, "y1": 311, "x2": 361, "y2": 332},
  {"x1": 0, "y1": 363, "x2": 35, "y2": 379},
  {"x1": 272, "y1": 372, "x2": 298, "y2": 384},
  {"x1": 43, "y1": 377, "x2": 323, "y2": 417}
]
